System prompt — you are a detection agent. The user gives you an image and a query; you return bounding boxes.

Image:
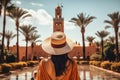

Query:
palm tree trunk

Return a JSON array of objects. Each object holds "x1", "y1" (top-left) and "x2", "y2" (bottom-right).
[
  {"x1": 1, "y1": 0, "x2": 6, "y2": 63},
  {"x1": 26, "y1": 40, "x2": 28, "y2": 61},
  {"x1": 31, "y1": 46, "x2": 33, "y2": 60},
  {"x1": 16, "y1": 20, "x2": 19, "y2": 62},
  {"x1": 101, "y1": 39, "x2": 104, "y2": 60},
  {"x1": 81, "y1": 27, "x2": 86, "y2": 60},
  {"x1": 7, "y1": 40, "x2": 10, "y2": 51},
  {"x1": 115, "y1": 28, "x2": 119, "y2": 61},
  {"x1": 31, "y1": 43, "x2": 34, "y2": 60},
  {"x1": 82, "y1": 33, "x2": 86, "y2": 60}
]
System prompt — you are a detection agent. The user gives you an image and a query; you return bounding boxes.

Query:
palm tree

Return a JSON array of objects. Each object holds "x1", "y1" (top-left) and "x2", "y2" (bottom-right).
[
  {"x1": 108, "y1": 36, "x2": 115, "y2": 43},
  {"x1": 86, "y1": 36, "x2": 95, "y2": 46},
  {"x1": 104, "y1": 12, "x2": 120, "y2": 61},
  {"x1": 119, "y1": 32, "x2": 120, "y2": 40},
  {"x1": 95, "y1": 30, "x2": 109, "y2": 60},
  {"x1": 0, "y1": 0, "x2": 2, "y2": 15},
  {"x1": 19, "y1": 25, "x2": 37, "y2": 61},
  {"x1": 0, "y1": 30, "x2": 16, "y2": 51},
  {"x1": 94, "y1": 41, "x2": 101, "y2": 52},
  {"x1": 0, "y1": 35, "x2": 2, "y2": 51},
  {"x1": 119, "y1": 32, "x2": 120, "y2": 37},
  {"x1": 70, "y1": 13, "x2": 96, "y2": 60},
  {"x1": 29, "y1": 32, "x2": 41, "y2": 60},
  {"x1": 8, "y1": 7, "x2": 31, "y2": 62},
  {"x1": 95, "y1": 41, "x2": 100, "y2": 48},
  {"x1": 0, "y1": 0, "x2": 15, "y2": 63}
]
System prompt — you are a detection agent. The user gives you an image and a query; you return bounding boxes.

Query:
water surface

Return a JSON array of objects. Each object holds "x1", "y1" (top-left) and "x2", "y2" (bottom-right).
[{"x1": 0, "y1": 65, "x2": 120, "y2": 80}]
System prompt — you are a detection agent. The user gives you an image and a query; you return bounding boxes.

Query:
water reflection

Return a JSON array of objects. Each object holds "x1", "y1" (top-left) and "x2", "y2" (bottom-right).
[
  {"x1": 79, "y1": 65, "x2": 120, "y2": 80},
  {"x1": 0, "y1": 65, "x2": 120, "y2": 80},
  {"x1": 9, "y1": 72, "x2": 32, "y2": 80}
]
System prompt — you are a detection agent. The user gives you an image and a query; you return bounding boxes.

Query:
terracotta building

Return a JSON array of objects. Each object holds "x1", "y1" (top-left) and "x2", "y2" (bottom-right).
[{"x1": 9, "y1": 5, "x2": 97, "y2": 61}]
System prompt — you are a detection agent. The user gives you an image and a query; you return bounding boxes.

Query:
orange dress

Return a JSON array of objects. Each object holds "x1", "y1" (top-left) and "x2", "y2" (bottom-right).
[{"x1": 36, "y1": 59, "x2": 80, "y2": 80}]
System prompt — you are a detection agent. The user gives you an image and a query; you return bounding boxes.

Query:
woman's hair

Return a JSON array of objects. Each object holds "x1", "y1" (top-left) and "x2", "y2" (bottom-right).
[{"x1": 51, "y1": 53, "x2": 73, "y2": 76}]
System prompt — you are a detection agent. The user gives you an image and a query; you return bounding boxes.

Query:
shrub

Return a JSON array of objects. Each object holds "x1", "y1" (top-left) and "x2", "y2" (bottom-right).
[
  {"x1": 9, "y1": 62, "x2": 27, "y2": 70},
  {"x1": 27, "y1": 61, "x2": 39, "y2": 67},
  {"x1": 104, "y1": 42, "x2": 116, "y2": 61},
  {"x1": 111, "y1": 62, "x2": 120, "y2": 73},
  {"x1": 33, "y1": 56, "x2": 38, "y2": 60},
  {"x1": 15, "y1": 63, "x2": 23, "y2": 69},
  {"x1": 79, "y1": 61, "x2": 89, "y2": 65},
  {"x1": 90, "y1": 61, "x2": 101, "y2": 67},
  {"x1": 1, "y1": 63, "x2": 12, "y2": 73},
  {"x1": 90, "y1": 53, "x2": 102, "y2": 61},
  {"x1": 100, "y1": 61, "x2": 112, "y2": 70},
  {"x1": 18, "y1": 62, "x2": 27, "y2": 67},
  {"x1": 6, "y1": 54, "x2": 16, "y2": 63},
  {"x1": 9, "y1": 63, "x2": 18, "y2": 70}
]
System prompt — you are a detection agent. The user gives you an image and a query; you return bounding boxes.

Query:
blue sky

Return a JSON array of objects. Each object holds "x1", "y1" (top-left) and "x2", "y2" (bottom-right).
[{"x1": 0, "y1": 0, "x2": 120, "y2": 46}]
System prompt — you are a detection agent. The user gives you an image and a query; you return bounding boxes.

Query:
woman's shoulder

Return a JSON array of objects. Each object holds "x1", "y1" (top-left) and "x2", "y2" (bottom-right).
[
  {"x1": 69, "y1": 59, "x2": 78, "y2": 67},
  {"x1": 38, "y1": 58, "x2": 53, "y2": 72},
  {"x1": 40, "y1": 58, "x2": 52, "y2": 65}
]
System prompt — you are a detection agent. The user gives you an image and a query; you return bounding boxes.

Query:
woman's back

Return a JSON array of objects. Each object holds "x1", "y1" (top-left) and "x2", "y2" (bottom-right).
[
  {"x1": 36, "y1": 32, "x2": 80, "y2": 80},
  {"x1": 36, "y1": 58, "x2": 80, "y2": 80}
]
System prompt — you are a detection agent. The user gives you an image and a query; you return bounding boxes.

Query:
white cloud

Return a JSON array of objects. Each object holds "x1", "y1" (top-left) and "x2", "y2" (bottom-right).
[
  {"x1": 30, "y1": 2, "x2": 44, "y2": 7},
  {"x1": 12, "y1": 1, "x2": 21, "y2": 5},
  {"x1": 20, "y1": 9, "x2": 52, "y2": 27},
  {"x1": 17, "y1": 8, "x2": 75, "y2": 30},
  {"x1": 16, "y1": 1, "x2": 21, "y2": 5},
  {"x1": 64, "y1": 21, "x2": 76, "y2": 30}
]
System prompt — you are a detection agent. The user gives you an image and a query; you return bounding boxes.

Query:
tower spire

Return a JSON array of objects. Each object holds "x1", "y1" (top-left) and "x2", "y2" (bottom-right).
[{"x1": 53, "y1": 5, "x2": 64, "y2": 32}]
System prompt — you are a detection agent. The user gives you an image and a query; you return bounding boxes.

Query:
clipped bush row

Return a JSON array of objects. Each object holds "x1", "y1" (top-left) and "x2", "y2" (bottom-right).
[
  {"x1": 79, "y1": 61, "x2": 89, "y2": 65},
  {"x1": 27, "y1": 61, "x2": 39, "y2": 67},
  {"x1": 111, "y1": 62, "x2": 120, "y2": 73},
  {"x1": 90, "y1": 61, "x2": 120, "y2": 73},
  {"x1": 100, "y1": 61, "x2": 112, "y2": 70},
  {"x1": 89, "y1": 61, "x2": 101, "y2": 67},
  {"x1": 0, "y1": 60, "x2": 39, "y2": 73},
  {"x1": 0, "y1": 63, "x2": 12, "y2": 73}
]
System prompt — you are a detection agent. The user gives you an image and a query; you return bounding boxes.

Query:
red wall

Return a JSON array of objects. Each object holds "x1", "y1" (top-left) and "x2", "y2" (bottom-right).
[{"x1": 9, "y1": 43, "x2": 97, "y2": 61}]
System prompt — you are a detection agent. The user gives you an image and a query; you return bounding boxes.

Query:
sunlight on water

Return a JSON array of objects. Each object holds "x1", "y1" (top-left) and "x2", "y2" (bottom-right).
[{"x1": 10, "y1": 72, "x2": 32, "y2": 80}]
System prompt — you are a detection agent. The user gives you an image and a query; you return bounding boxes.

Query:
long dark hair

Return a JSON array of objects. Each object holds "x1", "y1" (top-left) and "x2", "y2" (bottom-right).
[{"x1": 51, "y1": 53, "x2": 73, "y2": 76}]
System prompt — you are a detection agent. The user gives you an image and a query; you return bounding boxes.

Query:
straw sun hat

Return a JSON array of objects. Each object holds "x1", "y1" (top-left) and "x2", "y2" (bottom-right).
[{"x1": 42, "y1": 32, "x2": 74, "y2": 55}]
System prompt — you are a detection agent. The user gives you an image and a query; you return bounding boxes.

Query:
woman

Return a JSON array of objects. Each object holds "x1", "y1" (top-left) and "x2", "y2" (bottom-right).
[{"x1": 36, "y1": 32, "x2": 80, "y2": 80}]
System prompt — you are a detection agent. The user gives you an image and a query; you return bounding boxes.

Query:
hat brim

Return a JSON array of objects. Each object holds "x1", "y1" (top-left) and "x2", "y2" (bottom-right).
[{"x1": 41, "y1": 37, "x2": 74, "y2": 55}]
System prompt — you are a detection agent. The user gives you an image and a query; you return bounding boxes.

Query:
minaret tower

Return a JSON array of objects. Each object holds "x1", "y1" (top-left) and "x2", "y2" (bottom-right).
[{"x1": 53, "y1": 5, "x2": 64, "y2": 32}]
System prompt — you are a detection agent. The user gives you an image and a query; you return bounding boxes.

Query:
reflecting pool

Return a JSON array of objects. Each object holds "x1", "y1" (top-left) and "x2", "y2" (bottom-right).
[
  {"x1": 79, "y1": 65, "x2": 120, "y2": 80},
  {"x1": 0, "y1": 65, "x2": 120, "y2": 80}
]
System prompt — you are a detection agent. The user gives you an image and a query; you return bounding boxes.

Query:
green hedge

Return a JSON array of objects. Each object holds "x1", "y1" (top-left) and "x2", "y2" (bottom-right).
[
  {"x1": 27, "y1": 61, "x2": 39, "y2": 67},
  {"x1": 111, "y1": 62, "x2": 120, "y2": 73},
  {"x1": 90, "y1": 61, "x2": 101, "y2": 67},
  {"x1": 1, "y1": 63, "x2": 12, "y2": 73},
  {"x1": 90, "y1": 61, "x2": 120, "y2": 73},
  {"x1": 79, "y1": 61, "x2": 89, "y2": 65},
  {"x1": 100, "y1": 61, "x2": 112, "y2": 70},
  {"x1": 0, "y1": 60, "x2": 39, "y2": 73}
]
